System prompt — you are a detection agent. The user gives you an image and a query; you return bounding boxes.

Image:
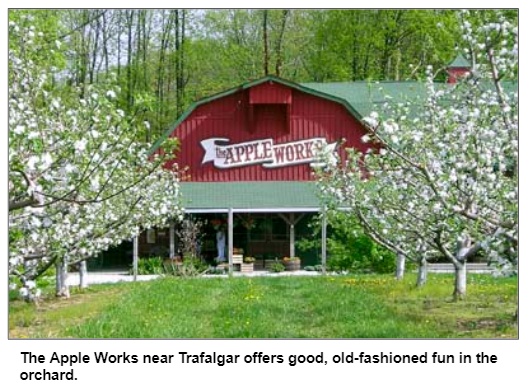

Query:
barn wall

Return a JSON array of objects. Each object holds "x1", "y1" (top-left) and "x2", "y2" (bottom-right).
[{"x1": 164, "y1": 81, "x2": 372, "y2": 182}]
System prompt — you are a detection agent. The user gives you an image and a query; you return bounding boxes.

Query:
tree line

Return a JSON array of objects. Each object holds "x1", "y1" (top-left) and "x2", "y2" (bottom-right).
[{"x1": 18, "y1": 9, "x2": 519, "y2": 143}]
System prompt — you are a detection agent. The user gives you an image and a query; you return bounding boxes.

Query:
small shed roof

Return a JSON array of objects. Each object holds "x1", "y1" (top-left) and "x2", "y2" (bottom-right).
[{"x1": 448, "y1": 53, "x2": 471, "y2": 68}]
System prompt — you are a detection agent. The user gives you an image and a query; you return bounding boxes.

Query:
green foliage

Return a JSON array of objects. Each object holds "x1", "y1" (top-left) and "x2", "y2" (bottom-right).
[
  {"x1": 18, "y1": 9, "x2": 518, "y2": 144},
  {"x1": 36, "y1": 267, "x2": 57, "y2": 291},
  {"x1": 206, "y1": 267, "x2": 227, "y2": 275},
  {"x1": 298, "y1": 213, "x2": 396, "y2": 274},
  {"x1": 270, "y1": 262, "x2": 285, "y2": 273},
  {"x1": 296, "y1": 10, "x2": 462, "y2": 82},
  {"x1": 328, "y1": 233, "x2": 396, "y2": 274},
  {"x1": 9, "y1": 10, "x2": 67, "y2": 71},
  {"x1": 164, "y1": 256, "x2": 209, "y2": 277},
  {"x1": 130, "y1": 257, "x2": 164, "y2": 275}
]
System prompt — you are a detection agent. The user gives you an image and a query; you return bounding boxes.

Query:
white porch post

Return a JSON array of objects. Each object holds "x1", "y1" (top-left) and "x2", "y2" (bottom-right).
[
  {"x1": 228, "y1": 208, "x2": 234, "y2": 277},
  {"x1": 133, "y1": 235, "x2": 139, "y2": 281},
  {"x1": 169, "y1": 221, "x2": 175, "y2": 259},
  {"x1": 289, "y1": 212, "x2": 295, "y2": 259},
  {"x1": 280, "y1": 212, "x2": 305, "y2": 262},
  {"x1": 321, "y1": 206, "x2": 327, "y2": 274}
]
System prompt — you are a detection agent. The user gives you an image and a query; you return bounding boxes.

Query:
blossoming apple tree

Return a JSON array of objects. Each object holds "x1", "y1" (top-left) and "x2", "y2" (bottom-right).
[
  {"x1": 9, "y1": 16, "x2": 183, "y2": 300},
  {"x1": 317, "y1": 13, "x2": 517, "y2": 298}
]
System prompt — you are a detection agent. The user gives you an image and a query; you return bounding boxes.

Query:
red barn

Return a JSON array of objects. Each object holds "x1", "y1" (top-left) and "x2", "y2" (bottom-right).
[
  {"x1": 157, "y1": 77, "x2": 370, "y2": 182},
  {"x1": 139, "y1": 75, "x2": 383, "y2": 272},
  {"x1": 131, "y1": 56, "x2": 475, "y2": 273}
]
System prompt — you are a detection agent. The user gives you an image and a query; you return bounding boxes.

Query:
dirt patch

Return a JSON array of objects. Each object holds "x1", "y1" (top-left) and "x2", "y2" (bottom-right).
[
  {"x1": 456, "y1": 317, "x2": 517, "y2": 336},
  {"x1": 9, "y1": 286, "x2": 126, "y2": 338}
]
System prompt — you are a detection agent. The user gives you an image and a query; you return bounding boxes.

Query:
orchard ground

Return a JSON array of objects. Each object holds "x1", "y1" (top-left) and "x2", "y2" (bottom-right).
[{"x1": 9, "y1": 274, "x2": 517, "y2": 338}]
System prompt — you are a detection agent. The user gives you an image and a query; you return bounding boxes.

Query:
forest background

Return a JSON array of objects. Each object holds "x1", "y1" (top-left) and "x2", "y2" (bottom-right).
[{"x1": 12, "y1": 9, "x2": 518, "y2": 142}]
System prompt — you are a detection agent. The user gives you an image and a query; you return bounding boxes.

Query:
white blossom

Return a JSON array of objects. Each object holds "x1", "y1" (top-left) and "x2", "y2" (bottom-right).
[
  {"x1": 9, "y1": 19, "x2": 183, "y2": 299},
  {"x1": 74, "y1": 139, "x2": 87, "y2": 152},
  {"x1": 316, "y1": 13, "x2": 517, "y2": 294}
]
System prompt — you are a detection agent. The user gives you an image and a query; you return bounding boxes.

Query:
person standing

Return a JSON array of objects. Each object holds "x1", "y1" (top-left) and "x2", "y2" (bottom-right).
[{"x1": 216, "y1": 228, "x2": 226, "y2": 262}]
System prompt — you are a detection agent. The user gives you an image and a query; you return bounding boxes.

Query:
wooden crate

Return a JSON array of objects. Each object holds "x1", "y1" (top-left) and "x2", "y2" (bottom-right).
[{"x1": 241, "y1": 263, "x2": 254, "y2": 273}]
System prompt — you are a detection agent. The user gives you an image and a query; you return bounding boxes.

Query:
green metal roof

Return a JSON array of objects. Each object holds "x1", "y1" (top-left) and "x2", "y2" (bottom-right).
[
  {"x1": 448, "y1": 53, "x2": 471, "y2": 68},
  {"x1": 303, "y1": 80, "x2": 517, "y2": 118},
  {"x1": 180, "y1": 181, "x2": 321, "y2": 211},
  {"x1": 302, "y1": 81, "x2": 429, "y2": 118}
]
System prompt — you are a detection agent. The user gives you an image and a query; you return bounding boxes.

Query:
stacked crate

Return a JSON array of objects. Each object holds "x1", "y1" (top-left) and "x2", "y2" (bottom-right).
[{"x1": 240, "y1": 263, "x2": 254, "y2": 273}]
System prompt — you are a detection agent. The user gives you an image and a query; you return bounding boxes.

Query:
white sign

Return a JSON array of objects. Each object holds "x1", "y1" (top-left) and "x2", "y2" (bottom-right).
[{"x1": 200, "y1": 137, "x2": 337, "y2": 169}]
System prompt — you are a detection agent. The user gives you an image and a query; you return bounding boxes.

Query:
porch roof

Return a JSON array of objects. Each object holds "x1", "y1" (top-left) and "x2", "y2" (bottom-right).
[{"x1": 179, "y1": 181, "x2": 322, "y2": 213}]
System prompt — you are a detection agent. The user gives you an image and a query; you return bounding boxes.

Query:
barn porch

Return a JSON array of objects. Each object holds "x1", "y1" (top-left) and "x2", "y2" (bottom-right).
[{"x1": 131, "y1": 181, "x2": 329, "y2": 276}]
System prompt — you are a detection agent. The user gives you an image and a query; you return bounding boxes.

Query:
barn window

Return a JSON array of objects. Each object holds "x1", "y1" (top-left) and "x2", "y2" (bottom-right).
[
  {"x1": 253, "y1": 104, "x2": 288, "y2": 134},
  {"x1": 247, "y1": 82, "x2": 292, "y2": 133}
]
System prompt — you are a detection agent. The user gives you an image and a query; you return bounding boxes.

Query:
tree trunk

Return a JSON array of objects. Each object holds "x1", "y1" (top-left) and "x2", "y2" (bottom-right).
[
  {"x1": 101, "y1": 11, "x2": 109, "y2": 77},
  {"x1": 126, "y1": 10, "x2": 134, "y2": 111},
  {"x1": 263, "y1": 10, "x2": 269, "y2": 76},
  {"x1": 394, "y1": 49, "x2": 401, "y2": 81},
  {"x1": 56, "y1": 260, "x2": 70, "y2": 298},
  {"x1": 395, "y1": 252, "x2": 405, "y2": 280},
  {"x1": 452, "y1": 234, "x2": 473, "y2": 299},
  {"x1": 79, "y1": 260, "x2": 89, "y2": 289},
  {"x1": 416, "y1": 256, "x2": 427, "y2": 287},
  {"x1": 55, "y1": 262, "x2": 61, "y2": 293},
  {"x1": 274, "y1": 10, "x2": 289, "y2": 76},
  {"x1": 117, "y1": 11, "x2": 121, "y2": 77},
  {"x1": 177, "y1": 10, "x2": 186, "y2": 117},
  {"x1": 174, "y1": 10, "x2": 181, "y2": 116},
  {"x1": 142, "y1": 10, "x2": 149, "y2": 92},
  {"x1": 157, "y1": 11, "x2": 169, "y2": 137},
  {"x1": 134, "y1": 11, "x2": 141, "y2": 102},
  {"x1": 89, "y1": 12, "x2": 100, "y2": 85},
  {"x1": 453, "y1": 261, "x2": 467, "y2": 299}
]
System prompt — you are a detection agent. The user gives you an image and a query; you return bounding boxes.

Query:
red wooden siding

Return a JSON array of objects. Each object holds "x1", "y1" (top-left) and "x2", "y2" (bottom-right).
[
  {"x1": 249, "y1": 82, "x2": 292, "y2": 104},
  {"x1": 164, "y1": 81, "x2": 372, "y2": 182},
  {"x1": 447, "y1": 67, "x2": 470, "y2": 84}
]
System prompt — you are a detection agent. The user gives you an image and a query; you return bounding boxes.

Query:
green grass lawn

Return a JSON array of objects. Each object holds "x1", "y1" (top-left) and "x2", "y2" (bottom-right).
[{"x1": 9, "y1": 274, "x2": 517, "y2": 338}]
